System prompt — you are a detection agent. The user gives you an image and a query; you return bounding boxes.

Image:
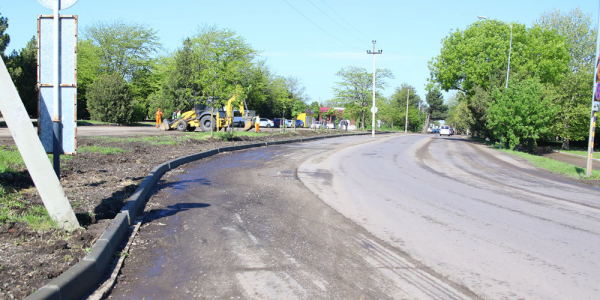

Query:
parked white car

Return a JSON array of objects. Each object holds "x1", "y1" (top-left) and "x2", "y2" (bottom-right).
[
  {"x1": 259, "y1": 118, "x2": 274, "y2": 128},
  {"x1": 310, "y1": 121, "x2": 322, "y2": 129}
]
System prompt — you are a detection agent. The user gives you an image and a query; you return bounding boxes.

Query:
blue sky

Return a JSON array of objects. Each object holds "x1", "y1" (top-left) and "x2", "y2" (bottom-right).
[{"x1": 1, "y1": 0, "x2": 598, "y2": 104}]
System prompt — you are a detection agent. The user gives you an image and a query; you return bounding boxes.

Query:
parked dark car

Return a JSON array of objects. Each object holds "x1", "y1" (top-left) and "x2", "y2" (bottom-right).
[
  {"x1": 273, "y1": 118, "x2": 285, "y2": 128},
  {"x1": 295, "y1": 119, "x2": 304, "y2": 127}
]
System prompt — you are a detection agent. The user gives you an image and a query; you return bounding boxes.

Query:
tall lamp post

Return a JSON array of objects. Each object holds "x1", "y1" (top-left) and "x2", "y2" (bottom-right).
[
  {"x1": 367, "y1": 40, "x2": 382, "y2": 138},
  {"x1": 478, "y1": 16, "x2": 513, "y2": 88}
]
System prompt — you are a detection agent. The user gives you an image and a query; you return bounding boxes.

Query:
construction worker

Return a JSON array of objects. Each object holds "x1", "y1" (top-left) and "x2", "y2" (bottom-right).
[
  {"x1": 156, "y1": 107, "x2": 163, "y2": 128},
  {"x1": 177, "y1": 110, "x2": 182, "y2": 119}
]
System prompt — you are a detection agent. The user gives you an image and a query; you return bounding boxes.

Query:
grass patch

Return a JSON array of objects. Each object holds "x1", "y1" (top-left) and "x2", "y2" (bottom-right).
[
  {"x1": 77, "y1": 120, "x2": 110, "y2": 126},
  {"x1": 78, "y1": 145, "x2": 125, "y2": 155},
  {"x1": 1, "y1": 145, "x2": 75, "y2": 172},
  {"x1": 0, "y1": 146, "x2": 25, "y2": 173},
  {"x1": 97, "y1": 135, "x2": 179, "y2": 145},
  {"x1": 559, "y1": 150, "x2": 600, "y2": 159},
  {"x1": 0, "y1": 186, "x2": 56, "y2": 230},
  {"x1": 500, "y1": 149, "x2": 600, "y2": 180}
]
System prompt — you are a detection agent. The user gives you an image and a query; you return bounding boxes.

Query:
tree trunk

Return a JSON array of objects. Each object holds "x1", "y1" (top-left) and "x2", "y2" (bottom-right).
[
  {"x1": 422, "y1": 112, "x2": 431, "y2": 132},
  {"x1": 562, "y1": 138, "x2": 570, "y2": 150},
  {"x1": 360, "y1": 110, "x2": 365, "y2": 130}
]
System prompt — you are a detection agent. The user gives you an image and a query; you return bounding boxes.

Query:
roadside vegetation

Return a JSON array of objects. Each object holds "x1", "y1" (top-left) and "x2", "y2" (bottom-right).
[
  {"x1": 558, "y1": 149, "x2": 600, "y2": 159},
  {"x1": 0, "y1": 186, "x2": 55, "y2": 230},
  {"x1": 437, "y1": 8, "x2": 597, "y2": 151},
  {"x1": 501, "y1": 149, "x2": 600, "y2": 180}
]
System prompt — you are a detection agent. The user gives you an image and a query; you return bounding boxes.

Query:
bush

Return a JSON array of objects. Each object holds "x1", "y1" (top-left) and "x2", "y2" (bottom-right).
[{"x1": 86, "y1": 74, "x2": 133, "y2": 124}]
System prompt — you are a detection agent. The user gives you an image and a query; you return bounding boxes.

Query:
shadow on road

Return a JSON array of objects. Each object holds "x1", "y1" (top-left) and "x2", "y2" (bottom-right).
[{"x1": 143, "y1": 203, "x2": 211, "y2": 223}]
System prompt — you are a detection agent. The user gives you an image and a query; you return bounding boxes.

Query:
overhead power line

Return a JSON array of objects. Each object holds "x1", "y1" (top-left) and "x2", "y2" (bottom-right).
[
  {"x1": 306, "y1": 0, "x2": 366, "y2": 45},
  {"x1": 283, "y1": 0, "x2": 363, "y2": 50},
  {"x1": 319, "y1": 0, "x2": 371, "y2": 40}
]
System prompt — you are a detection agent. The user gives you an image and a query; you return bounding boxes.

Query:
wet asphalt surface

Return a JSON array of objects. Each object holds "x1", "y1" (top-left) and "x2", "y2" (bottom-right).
[{"x1": 106, "y1": 134, "x2": 476, "y2": 299}]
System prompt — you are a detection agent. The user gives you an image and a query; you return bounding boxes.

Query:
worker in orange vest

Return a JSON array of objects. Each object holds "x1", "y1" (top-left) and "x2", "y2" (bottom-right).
[{"x1": 156, "y1": 108, "x2": 163, "y2": 128}]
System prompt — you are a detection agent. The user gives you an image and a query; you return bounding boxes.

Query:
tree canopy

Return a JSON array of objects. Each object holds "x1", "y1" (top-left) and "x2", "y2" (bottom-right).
[{"x1": 333, "y1": 66, "x2": 393, "y2": 129}]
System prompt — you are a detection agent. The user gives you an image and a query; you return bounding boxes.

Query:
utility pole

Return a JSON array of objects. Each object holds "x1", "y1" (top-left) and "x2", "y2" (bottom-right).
[
  {"x1": 586, "y1": 5, "x2": 600, "y2": 177},
  {"x1": 506, "y1": 24, "x2": 513, "y2": 89},
  {"x1": 405, "y1": 87, "x2": 410, "y2": 134},
  {"x1": 367, "y1": 40, "x2": 382, "y2": 138}
]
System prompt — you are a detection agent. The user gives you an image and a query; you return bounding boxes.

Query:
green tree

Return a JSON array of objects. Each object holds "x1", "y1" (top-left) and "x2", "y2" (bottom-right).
[
  {"x1": 80, "y1": 20, "x2": 161, "y2": 120},
  {"x1": 0, "y1": 13, "x2": 9, "y2": 61},
  {"x1": 82, "y1": 20, "x2": 161, "y2": 80},
  {"x1": 86, "y1": 74, "x2": 133, "y2": 124},
  {"x1": 429, "y1": 20, "x2": 569, "y2": 95},
  {"x1": 6, "y1": 37, "x2": 37, "y2": 116},
  {"x1": 429, "y1": 19, "x2": 569, "y2": 140},
  {"x1": 487, "y1": 77, "x2": 554, "y2": 151},
  {"x1": 390, "y1": 84, "x2": 423, "y2": 132},
  {"x1": 77, "y1": 39, "x2": 102, "y2": 119},
  {"x1": 423, "y1": 85, "x2": 448, "y2": 132},
  {"x1": 535, "y1": 8, "x2": 597, "y2": 149},
  {"x1": 446, "y1": 93, "x2": 472, "y2": 134},
  {"x1": 333, "y1": 66, "x2": 393, "y2": 129},
  {"x1": 186, "y1": 25, "x2": 256, "y2": 135}
]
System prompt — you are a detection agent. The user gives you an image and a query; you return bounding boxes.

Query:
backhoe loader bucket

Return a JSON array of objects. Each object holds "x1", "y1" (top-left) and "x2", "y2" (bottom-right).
[{"x1": 243, "y1": 117, "x2": 254, "y2": 131}]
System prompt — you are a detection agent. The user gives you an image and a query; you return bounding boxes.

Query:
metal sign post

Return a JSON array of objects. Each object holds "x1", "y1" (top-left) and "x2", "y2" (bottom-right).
[{"x1": 37, "y1": 0, "x2": 79, "y2": 177}]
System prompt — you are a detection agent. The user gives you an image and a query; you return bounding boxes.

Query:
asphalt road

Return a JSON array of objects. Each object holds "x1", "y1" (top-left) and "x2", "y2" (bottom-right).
[
  {"x1": 299, "y1": 134, "x2": 600, "y2": 300},
  {"x1": 107, "y1": 134, "x2": 476, "y2": 300},
  {"x1": 105, "y1": 133, "x2": 600, "y2": 299}
]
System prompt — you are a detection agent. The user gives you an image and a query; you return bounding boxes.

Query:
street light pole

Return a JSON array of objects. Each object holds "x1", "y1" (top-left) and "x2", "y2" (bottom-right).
[
  {"x1": 506, "y1": 24, "x2": 513, "y2": 89},
  {"x1": 405, "y1": 87, "x2": 410, "y2": 134},
  {"x1": 367, "y1": 40, "x2": 382, "y2": 138}
]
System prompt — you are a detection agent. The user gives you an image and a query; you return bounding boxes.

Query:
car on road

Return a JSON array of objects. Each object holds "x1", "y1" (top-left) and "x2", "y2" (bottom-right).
[
  {"x1": 427, "y1": 127, "x2": 433, "y2": 133},
  {"x1": 259, "y1": 118, "x2": 274, "y2": 128},
  {"x1": 295, "y1": 119, "x2": 304, "y2": 128},
  {"x1": 310, "y1": 121, "x2": 322, "y2": 129},
  {"x1": 439, "y1": 125, "x2": 452, "y2": 136},
  {"x1": 285, "y1": 119, "x2": 293, "y2": 127}
]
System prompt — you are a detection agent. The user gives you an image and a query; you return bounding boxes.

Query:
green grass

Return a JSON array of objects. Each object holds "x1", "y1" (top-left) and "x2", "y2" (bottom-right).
[
  {"x1": 500, "y1": 149, "x2": 600, "y2": 180},
  {"x1": 94, "y1": 130, "x2": 270, "y2": 145},
  {"x1": 77, "y1": 120, "x2": 110, "y2": 125},
  {"x1": 0, "y1": 186, "x2": 57, "y2": 230},
  {"x1": 0, "y1": 145, "x2": 75, "y2": 173},
  {"x1": 78, "y1": 145, "x2": 125, "y2": 155},
  {"x1": 0, "y1": 146, "x2": 25, "y2": 173},
  {"x1": 559, "y1": 150, "x2": 600, "y2": 159}
]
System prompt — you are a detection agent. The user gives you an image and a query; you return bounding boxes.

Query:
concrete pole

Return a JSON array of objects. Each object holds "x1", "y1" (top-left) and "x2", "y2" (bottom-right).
[
  {"x1": 371, "y1": 41, "x2": 377, "y2": 137},
  {"x1": 367, "y1": 40, "x2": 382, "y2": 137},
  {"x1": 405, "y1": 87, "x2": 410, "y2": 134},
  {"x1": 586, "y1": 3, "x2": 600, "y2": 177},
  {"x1": 0, "y1": 59, "x2": 79, "y2": 231}
]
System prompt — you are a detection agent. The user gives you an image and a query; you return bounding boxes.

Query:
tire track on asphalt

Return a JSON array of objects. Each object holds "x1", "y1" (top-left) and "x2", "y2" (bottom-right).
[{"x1": 416, "y1": 138, "x2": 600, "y2": 234}]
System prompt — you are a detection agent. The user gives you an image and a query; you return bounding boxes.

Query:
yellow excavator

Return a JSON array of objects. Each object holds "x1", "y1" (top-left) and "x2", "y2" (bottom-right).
[{"x1": 163, "y1": 95, "x2": 253, "y2": 132}]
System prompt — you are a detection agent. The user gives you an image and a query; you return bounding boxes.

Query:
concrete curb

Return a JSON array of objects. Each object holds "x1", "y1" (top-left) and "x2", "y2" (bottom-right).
[{"x1": 24, "y1": 131, "x2": 382, "y2": 300}]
